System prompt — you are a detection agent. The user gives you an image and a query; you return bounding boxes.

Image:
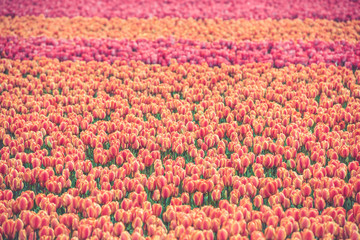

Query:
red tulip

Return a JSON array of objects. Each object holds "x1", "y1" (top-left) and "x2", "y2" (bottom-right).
[
  {"x1": 339, "y1": 145, "x2": 349, "y2": 159},
  {"x1": 275, "y1": 226, "x2": 286, "y2": 240},
  {"x1": 40, "y1": 226, "x2": 55, "y2": 238},
  {"x1": 250, "y1": 231, "x2": 265, "y2": 240},
  {"x1": 18, "y1": 197, "x2": 29, "y2": 211},
  {"x1": 314, "y1": 197, "x2": 326, "y2": 211},
  {"x1": 263, "y1": 155, "x2": 274, "y2": 169},
  {"x1": 300, "y1": 183, "x2": 311, "y2": 197},
  {"x1": 264, "y1": 226, "x2": 275, "y2": 239},
  {"x1": 78, "y1": 224, "x2": 92, "y2": 240},
  {"x1": 217, "y1": 228, "x2": 229, "y2": 240},
  {"x1": 18, "y1": 229, "x2": 27, "y2": 240},
  {"x1": 203, "y1": 230, "x2": 214, "y2": 240},
  {"x1": 333, "y1": 194, "x2": 345, "y2": 207},
  {"x1": 314, "y1": 224, "x2": 324, "y2": 238},
  {"x1": 152, "y1": 204, "x2": 162, "y2": 217},
  {"x1": 181, "y1": 192, "x2": 190, "y2": 204},
  {"x1": 113, "y1": 222, "x2": 125, "y2": 237},
  {"x1": 182, "y1": 216, "x2": 192, "y2": 229},
  {"x1": 253, "y1": 144, "x2": 262, "y2": 155},
  {"x1": 30, "y1": 214, "x2": 41, "y2": 230},
  {"x1": 291, "y1": 191, "x2": 303, "y2": 206},
  {"x1": 194, "y1": 192, "x2": 204, "y2": 206},
  {"x1": 152, "y1": 189, "x2": 161, "y2": 202},
  {"x1": 175, "y1": 225, "x2": 186, "y2": 239},
  {"x1": 161, "y1": 185, "x2": 172, "y2": 199},
  {"x1": 254, "y1": 195, "x2": 263, "y2": 208},
  {"x1": 131, "y1": 217, "x2": 143, "y2": 229},
  {"x1": 299, "y1": 217, "x2": 310, "y2": 230},
  {"x1": 266, "y1": 215, "x2": 279, "y2": 228},
  {"x1": 86, "y1": 204, "x2": 101, "y2": 218},
  {"x1": 2, "y1": 220, "x2": 15, "y2": 239}
]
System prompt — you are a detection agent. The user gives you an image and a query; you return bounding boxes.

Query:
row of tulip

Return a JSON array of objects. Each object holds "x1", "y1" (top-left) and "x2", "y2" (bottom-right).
[
  {"x1": 0, "y1": 189, "x2": 360, "y2": 239},
  {"x1": 0, "y1": 58, "x2": 359, "y2": 239},
  {"x1": 0, "y1": 0, "x2": 359, "y2": 20},
  {"x1": 1, "y1": 16, "x2": 359, "y2": 42},
  {"x1": 1, "y1": 37, "x2": 359, "y2": 69}
]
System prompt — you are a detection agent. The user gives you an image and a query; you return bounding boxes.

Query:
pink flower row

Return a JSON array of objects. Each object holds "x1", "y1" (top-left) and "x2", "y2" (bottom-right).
[
  {"x1": 1, "y1": 37, "x2": 359, "y2": 69},
  {"x1": 0, "y1": 0, "x2": 359, "y2": 20}
]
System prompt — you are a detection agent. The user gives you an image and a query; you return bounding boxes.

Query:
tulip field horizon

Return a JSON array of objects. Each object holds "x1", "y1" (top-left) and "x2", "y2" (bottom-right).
[{"x1": 1, "y1": 0, "x2": 360, "y2": 239}]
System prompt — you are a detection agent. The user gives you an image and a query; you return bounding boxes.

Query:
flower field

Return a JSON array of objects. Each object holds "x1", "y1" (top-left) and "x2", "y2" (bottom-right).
[{"x1": 1, "y1": 1, "x2": 360, "y2": 240}]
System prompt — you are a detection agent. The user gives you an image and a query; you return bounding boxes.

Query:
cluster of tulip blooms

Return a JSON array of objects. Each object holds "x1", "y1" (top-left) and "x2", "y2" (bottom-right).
[
  {"x1": 0, "y1": 57, "x2": 360, "y2": 239},
  {"x1": 1, "y1": 16, "x2": 359, "y2": 43},
  {"x1": 1, "y1": 0, "x2": 359, "y2": 20},
  {"x1": 1, "y1": 37, "x2": 359, "y2": 69}
]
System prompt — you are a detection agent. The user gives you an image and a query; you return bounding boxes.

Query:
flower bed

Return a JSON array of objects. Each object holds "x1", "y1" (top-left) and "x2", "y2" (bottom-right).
[
  {"x1": 0, "y1": 0, "x2": 359, "y2": 20},
  {"x1": 0, "y1": 1, "x2": 360, "y2": 239},
  {"x1": 1, "y1": 37, "x2": 359, "y2": 69},
  {"x1": 0, "y1": 17, "x2": 359, "y2": 42},
  {"x1": 0, "y1": 58, "x2": 360, "y2": 239}
]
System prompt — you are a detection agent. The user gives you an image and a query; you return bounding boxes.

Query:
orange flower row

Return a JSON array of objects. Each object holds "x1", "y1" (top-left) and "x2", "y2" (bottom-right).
[
  {"x1": 0, "y1": 16, "x2": 359, "y2": 42},
  {"x1": 0, "y1": 58, "x2": 359, "y2": 239},
  {"x1": 0, "y1": 59, "x2": 358, "y2": 164}
]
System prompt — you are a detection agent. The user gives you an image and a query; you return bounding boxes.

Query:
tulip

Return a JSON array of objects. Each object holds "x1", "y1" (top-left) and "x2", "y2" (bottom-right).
[
  {"x1": 217, "y1": 228, "x2": 229, "y2": 240},
  {"x1": 181, "y1": 192, "x2": 190, "y2": 204},
  {"x1": 152, "y1": 204, "x2": 162, "y2": 217},
  {"x1": 113, "y1": 222, "x2": 125, "y2": 237},
  {"x1": 264, "y1": 226, "x2": 275, "y2": 239},
  {"x1": 253, "y1": 144, "x2": 262, "y2": 155},
  {"x1": 267, "y1": 215, "x2": 279, "y2": 228},
  {"x1": 291, "y1": 192, "x2": 303, "y2": 206},
  {"x1": 119, "y1": 231, "x2": 131, "y2": 240},
  {"x1": 29, "y1": 214, "x2": 41, "y2": 230},
  {"x1": 250, "y1": 231, "x2": 265, "y2": 240},
  {"x1": 3, "y1": 220, "x2": 16, "y2": 239},
  {"x1": 301, "y1": 197, "x2": 313, "y2": 209},
  {"x1": 299, "y1": 217, "x2": 311, "y2": 230},
  {"x1": 301, "y1": 184, "x2": 312, "y2": 197},
  {"x1": 211, "y1": 189, "x2": 221, "y2": 202},
  {"x1": 175, "y1": 225, "x2": 186, "y2": 239},
  {"x1": 182, "y1": 216, "x2": 192, "y2": 229},
  {"x1": 152, "y1": 189, "x2": 161, "y2": 202},
  {"x1": 333, "y1": 194, "x2": 345, "y2": 207},
  {"x1": 339, "y1": 145, "x2": 349, "y2": 159},
  {"x1": 194, "y1": 192, "x2": 204, "y2": 206},
  {"x1": 253, "y1": 195, "x2": 263, "y2": 209},
  {"x1": 314, "y1": 197, "x2": 326, "y2": 211},
  {"x1": 263, "y1": 155, "x2": 274, "y2": 169},
  {"x1": 18, "y1": 229, "x2": 27, "y2": 240},
  {"x1": 40, "y1": 226, "x2": 56, "y2": 238},
  {"x1": 132, "y1": 217, "x2": 143, "y2": 229},
  {"x1": 275, "y1": 226, "x2": 286, "y2": 240},
  {"x1": 2, "y1": 47, "x2": 360, "y2": 240}
]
